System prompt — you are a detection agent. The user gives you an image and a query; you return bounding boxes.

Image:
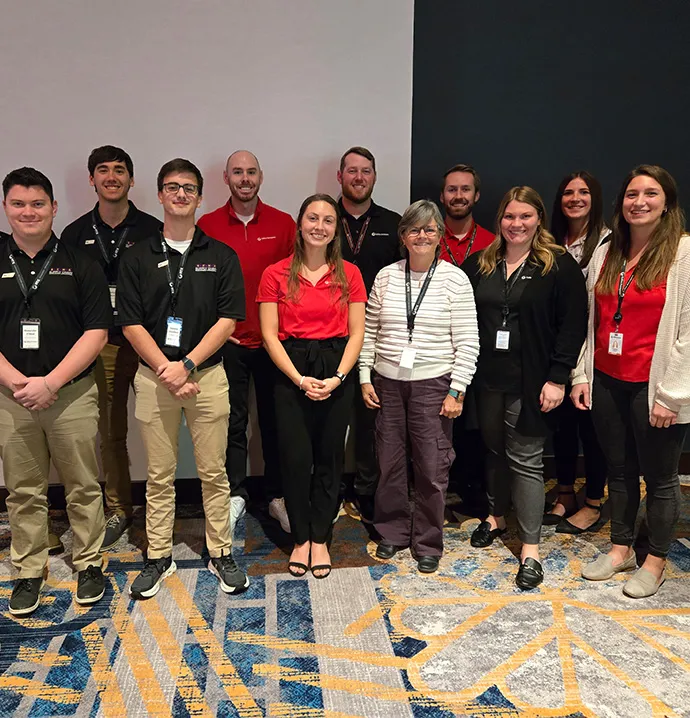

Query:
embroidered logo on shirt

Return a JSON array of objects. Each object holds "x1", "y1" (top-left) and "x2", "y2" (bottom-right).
[
  {"x1": 125, "y1": 241, "x2": 135, "y2": 249},
  {"x1": 257, "y1": 236, "x2": 277, "y2": 242},
  {"x1": 370, "y1": 232, "x2": 390, "y2": 237},
  {"x1": 49, "y1": 268, "x2": 73, "y2": 276},
  {"x1": 195, "y1": 264, "x2": 217, "y2": 272}
]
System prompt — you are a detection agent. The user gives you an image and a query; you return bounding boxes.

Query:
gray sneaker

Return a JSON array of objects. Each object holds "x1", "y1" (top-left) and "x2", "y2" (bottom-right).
[
  {"x1": 209, "y1": 555, "x2": 249, "y2": 594},
  {"x1": 129, "y1": 556, "x2": 176, "y2": 600},
  {"x1": 76, "y1": 565, "x2": 105, "y2": 605},
  {"x1": 9, "y1": 577, "x2": 44, "y2": 616},
  {"x1": 101, "y1": 514, "x2": 132, "y2": 550}
]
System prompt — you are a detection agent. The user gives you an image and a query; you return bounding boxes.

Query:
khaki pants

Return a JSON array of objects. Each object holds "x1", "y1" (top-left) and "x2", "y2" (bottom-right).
[
  {"x1": 133, "y1": 363, "x2": 232, "y2": 558},
  {"x1": 0, "y1": 376, "x2": 105, "y2": 578},
  {"x1": 94, "y1": 342, "x2": 139, "y2": 518}
]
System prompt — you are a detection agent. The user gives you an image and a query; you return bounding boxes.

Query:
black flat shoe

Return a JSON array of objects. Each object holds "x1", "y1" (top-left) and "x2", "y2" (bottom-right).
[
  {"x1": 516, "y1": 557, "x2": 543, "y2": 590},
  {"x1": 543, "y1": 490, "x2": 577, "y2": 526},
  {"x1": 417, "y1": 556, "x2": 440, "y2": 574},
  {"x1": 376, "y1": 543, "x2": 404, "y2": 559},
  {"x1": 470, "y1": 521, "x2": 507, "y2": 548},
  {"x1": 555, "y1": 501, "x2": 603, "y2": 535}
]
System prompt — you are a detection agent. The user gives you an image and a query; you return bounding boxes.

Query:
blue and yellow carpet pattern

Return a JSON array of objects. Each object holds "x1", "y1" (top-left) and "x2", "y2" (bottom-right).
[{"x1": 1, "y1": 484, "x2": 689, "y2": 718}]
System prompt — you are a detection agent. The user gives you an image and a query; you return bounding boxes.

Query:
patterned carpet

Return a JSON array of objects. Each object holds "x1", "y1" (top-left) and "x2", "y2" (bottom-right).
[{"x1": 0, "y1": 481, "x2": 689, "y2": 718}]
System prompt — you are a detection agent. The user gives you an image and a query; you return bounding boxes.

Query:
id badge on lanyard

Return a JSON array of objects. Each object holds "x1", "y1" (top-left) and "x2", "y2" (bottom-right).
[
  {"x1": 20, "y1": 318, "x2": 41, "y2": 350},
  {"x1": 609, "y1": 260, "x2": 635, "y2": 356},
  {"x1": 165, "y1": 317, "x2": 183, "y2": 347}
]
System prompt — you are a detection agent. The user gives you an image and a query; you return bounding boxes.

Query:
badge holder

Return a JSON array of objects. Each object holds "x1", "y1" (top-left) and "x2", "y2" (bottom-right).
[
  {"x1": 20, "y1": 318, "x2": 41, "y2": 350},
  {"x1": 495, "y1": 306, "x2": 511, "y2": 352},
  {"x1": 165, "y1": 317, "x2": 183, "y2": 348},
  {"x1": 399, "y1": 345, "x2": 416, "y2": 369},
  {"x1": 609, "y1": 311, "x2": 624, "y2": 356},
  {"x1": 109, "y1": 285, "x2": 117, "y2": 310}
]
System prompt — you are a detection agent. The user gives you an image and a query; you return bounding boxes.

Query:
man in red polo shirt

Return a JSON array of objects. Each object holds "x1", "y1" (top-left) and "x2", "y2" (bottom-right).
[
  {"x1": 198, "y1": 150, "x2": 295, "y2": 536},
  {"x1": 439, "y1": 164, "x2": 495, "y2": 267}
]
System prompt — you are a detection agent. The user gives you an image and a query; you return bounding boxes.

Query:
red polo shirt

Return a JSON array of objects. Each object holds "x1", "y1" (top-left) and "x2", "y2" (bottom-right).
[
  {"x1": 594, "y1": 267, "x2": 667, "y2": 382},
  {"x1": 257, "y1": 256, "x2": 367, "y2": 340},
  {"x1": 439, "y1": 219, "x2": 495, "y2": 267},
  {"x1": 198, "y1": 198, "x2": 295, "y2": 348}
]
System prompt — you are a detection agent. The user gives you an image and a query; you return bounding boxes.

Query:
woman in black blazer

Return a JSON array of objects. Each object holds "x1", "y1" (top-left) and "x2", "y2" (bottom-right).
[{"x1": 462, "y1": 186, "x2": 587, "y2": 589}]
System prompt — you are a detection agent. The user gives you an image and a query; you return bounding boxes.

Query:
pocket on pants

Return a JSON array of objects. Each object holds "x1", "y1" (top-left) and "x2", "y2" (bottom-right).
[{"x1": 437, "y1": 435, "x2": 455, "y2": 474}]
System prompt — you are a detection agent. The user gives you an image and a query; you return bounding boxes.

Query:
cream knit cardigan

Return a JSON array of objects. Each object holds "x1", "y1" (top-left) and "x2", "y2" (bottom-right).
[{"x1": 572, "y1": 235, "x2": 690, "y2": 422}]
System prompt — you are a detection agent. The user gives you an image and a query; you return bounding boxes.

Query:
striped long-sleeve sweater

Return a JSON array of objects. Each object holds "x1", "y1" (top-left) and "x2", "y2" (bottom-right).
[{"x1": 358, "y1": 259, "x2": 479, "y2": 392}]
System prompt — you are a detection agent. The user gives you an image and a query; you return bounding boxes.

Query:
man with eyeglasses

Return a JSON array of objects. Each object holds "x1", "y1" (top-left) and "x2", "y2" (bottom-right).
[
  {"x1": 336, "y1": 146, "x2": 401, "y2": 523},
  {"x1": 116, "y1": 158, "x2": 248, "y2": 600},
  {"x1": 198, "y1": 150, "x2": 295, "y2": 537},
  {"x1": 61, "y1": 146, "x2": 161, "y2": 550}
]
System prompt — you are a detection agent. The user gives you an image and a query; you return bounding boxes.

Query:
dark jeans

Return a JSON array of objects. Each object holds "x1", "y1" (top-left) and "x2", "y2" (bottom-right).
[
  {"x1": 374, "y1": 373, "x2": 455, "y2": 557},
  {"x1": 552, "y1": 392, "x2": 607, "y2": 500},
  {"x1": 477, "y1": 390, "x2": 546, "y2": 544},
  {"x1": 274, "y1": 338, "x2": 352, "y2": 545},
  {"x1": 591, "y1": 370, "x2": 687, "y2": 558},
  {"x1": 223, "y1": 343, "x2": 281, "y2": 502}
]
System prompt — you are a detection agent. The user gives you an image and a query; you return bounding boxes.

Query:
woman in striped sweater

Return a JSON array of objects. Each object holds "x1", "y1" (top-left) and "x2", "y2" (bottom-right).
[{"x1": 359, "y1": 199, "x2": 479, "y2": 574}]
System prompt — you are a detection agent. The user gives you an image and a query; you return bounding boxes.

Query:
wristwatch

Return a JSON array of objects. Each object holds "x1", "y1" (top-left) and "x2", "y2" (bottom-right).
[
  {"x1": 335, "y1": 371, "x2": 347, "y2": 384},
  {"x1": 448, "y1": 388, "x2": 464, "y2": 399},
  {"x1": 182, "y1": 356, "x2": 196, "y2": 372}
]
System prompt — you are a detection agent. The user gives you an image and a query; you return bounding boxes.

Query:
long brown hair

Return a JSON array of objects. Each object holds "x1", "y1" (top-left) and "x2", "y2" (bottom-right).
[
  {"x1": 551, "y1": 171, "x2": 605, "y2": 269},
  {"x1": 287, "y1": 193, "x2": 349, "y2": 303},
  {"x1": 596, "y1": 165, "x2": 685, "y2": 294},
  {"x1": 479, "y1": 186, "x2": 564, "y2": 276}
]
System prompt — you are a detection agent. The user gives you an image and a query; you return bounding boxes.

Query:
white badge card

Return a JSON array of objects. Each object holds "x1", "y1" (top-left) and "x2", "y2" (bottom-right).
[
  {"x1": 608, "y1": 332, "x2": 623, "y2": 356},
  {"x1": 399, "y1": 345, "x2": 417, "y2": 369},
  {"x1": 495, "y1": 329, "x2": 511, "y2": 351},
  {"x1": 20, "y1": 318, "x2": 41, "y2": 350},
  {"x1": 109, "y1": 285, "x2": 117, "y2": 310},
  {"x1": 165, "y1": 316, "x2": 183, "y2": 348}
]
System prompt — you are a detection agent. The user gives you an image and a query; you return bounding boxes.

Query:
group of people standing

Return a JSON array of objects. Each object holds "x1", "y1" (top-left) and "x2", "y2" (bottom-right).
[{"x1": 1, "y1": 144, "x2": 688, "y2": 618}]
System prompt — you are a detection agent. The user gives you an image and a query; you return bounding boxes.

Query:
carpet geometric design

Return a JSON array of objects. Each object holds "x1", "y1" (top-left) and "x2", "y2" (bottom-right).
[{"x1": 1, "y1": 482, "x2": 689, "y2": 717}]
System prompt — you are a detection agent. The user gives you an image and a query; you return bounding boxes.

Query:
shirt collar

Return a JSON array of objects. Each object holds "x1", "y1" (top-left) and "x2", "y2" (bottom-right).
[
  {"x1": 151, "y1": 226, "x2": 209, "y2": 253},
  {"x1": 225, "y1": 197, "x2": 264, "y2": 223},
  {"x1": 338, "y1": 198, "x2": 380, "y2": 222},
  {"x1": 444, "y1": 217, "x2": 476, "y2": 244},
  {"x1": 8, "y1": 232, "x2": 59, "y2": 257},
  {"x1": 92, "y1": 200, "x2": 139, "y2": 230}
]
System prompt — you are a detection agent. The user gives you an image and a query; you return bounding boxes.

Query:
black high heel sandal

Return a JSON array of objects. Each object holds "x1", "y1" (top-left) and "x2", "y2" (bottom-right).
[{"x1": 543, "y1": 488, "x2": 577, "y2": 526}]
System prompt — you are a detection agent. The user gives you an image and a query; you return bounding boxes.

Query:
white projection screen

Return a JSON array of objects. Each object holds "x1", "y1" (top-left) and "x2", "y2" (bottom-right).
[{"x1": 0, "y1": 0, "x2": 414, "y2": 485}]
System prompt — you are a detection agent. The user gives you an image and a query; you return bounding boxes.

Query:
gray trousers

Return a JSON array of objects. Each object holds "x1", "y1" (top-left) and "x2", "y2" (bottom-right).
[{"x1": 477, "y1": 390, "x2": 546, "y2": 544}]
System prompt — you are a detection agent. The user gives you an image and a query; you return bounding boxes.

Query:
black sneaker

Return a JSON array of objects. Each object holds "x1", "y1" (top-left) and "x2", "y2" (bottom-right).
[
  {"x1": 9, "y1": 577, "x2": 43, "y2": 616},
  {"x1": 209, "y1": 555, "x2": 249, "y2": 594},
  {"x1": 129, "y1": 556, "x2": 176, "y2": 600},
  {"x1": 76, "y1": 565, "x2": 106, "y2": 605},
  {"x1": 101, "y1": 514, "x2": 132, "y2": 551}
]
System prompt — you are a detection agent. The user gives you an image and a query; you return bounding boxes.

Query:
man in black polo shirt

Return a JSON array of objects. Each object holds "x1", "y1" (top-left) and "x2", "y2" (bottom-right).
[
  {"x1": 0, "y1": 167, "x2": 111, "y2": 616},
  {"x1": 337, "y1": 146, "x2": 401, "y2": 522},
  {"x1": 62, "y1": 146, "x2": 161, "y2": 549},
  {"x1": 117, "y1": 158, "x2": 248, "y2": 600}
]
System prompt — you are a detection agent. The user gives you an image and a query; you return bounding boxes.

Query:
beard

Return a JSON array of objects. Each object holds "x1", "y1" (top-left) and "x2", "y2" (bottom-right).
[
  {"x1": 445, "y1": 200, "x2": 474, "y2": 220},
  {"x1": 342, "y1": 183, "x2": 373, "y2": 205},
  {"x1": 231, "y1": 184, "x2": 259, "y2": 203}
]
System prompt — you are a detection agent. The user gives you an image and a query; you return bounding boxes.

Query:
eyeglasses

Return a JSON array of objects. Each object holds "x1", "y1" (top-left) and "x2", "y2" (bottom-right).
[
  {"x1": 407, "y1": 226, "x2": 439, "y2": 238},
  {"x1": 162, "y1": 182, "x2": 199, "y2": 196}
]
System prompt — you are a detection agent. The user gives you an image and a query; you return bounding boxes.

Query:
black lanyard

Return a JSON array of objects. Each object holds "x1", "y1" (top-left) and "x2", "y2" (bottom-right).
[
  {"x1": 613, "y1": 259, "x2": 636, "y2": 327},
  {"x1": 405, "y1": 255, "x2": 438, "y2": 341},
  {"x1": 8, "y1": 242, "x2": 59, "y2": 315},
  {"x1": 342, "y1": 217, "x2": 371, "y2": 256},
  {"x1": 443, "y1": 223, "x2": 478, "y2": 267},
  {"x1": 500, "y1": 257, "x2": 528, "y2": 326},
  {"x1": 160, "y1": 236, "x2": 193, "y2": 314},
  {"x1": 91, "y1": 210, "x2": 130, "y2": 265}
]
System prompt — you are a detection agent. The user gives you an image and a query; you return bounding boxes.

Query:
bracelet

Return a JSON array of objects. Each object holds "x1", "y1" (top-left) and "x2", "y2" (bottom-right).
[
  {"x1": 43, "y1": 377, "x2": 55, "y2": 395},
  {"x1": 299, "y1": 376, "x2": 306, "y2": 389},
  {"x1": 335, "y1": 371, "x2": 347, "y2": 384}
]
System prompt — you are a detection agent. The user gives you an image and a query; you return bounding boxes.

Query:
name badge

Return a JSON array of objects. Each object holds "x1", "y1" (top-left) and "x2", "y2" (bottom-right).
[
  {"x1": 399, "y1": 345, "x2": 416, "y2": 369},
  {"x1": 109, "y1": 285, "x2": 117, "y2": 310},
  {"x1": 165, "y1": 316, "x2": 183, "y2": 347},
  {"x1": 20, "y1": 318, "x2": 41, "y2": 350},
  {"x1": 495, "y1": 329, "x2": 511, "y2": 351},
  {"x1": 608, "y1": 332, "x2": 623, "y2": 356}
]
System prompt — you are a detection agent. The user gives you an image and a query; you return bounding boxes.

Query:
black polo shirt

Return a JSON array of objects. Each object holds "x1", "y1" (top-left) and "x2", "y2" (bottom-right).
[
  {"x1": 338, "y1": 199, "x2": 401, "y2": 293},
  {"x1": 116, "y1": 228, "x2": 245, "y2": 370},
  {"x1": 0, "y1": 234, "x2": 112, "y2": 378}
]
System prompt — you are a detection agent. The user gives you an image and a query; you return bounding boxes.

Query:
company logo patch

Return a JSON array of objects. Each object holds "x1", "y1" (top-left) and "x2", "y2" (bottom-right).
[
  {"x1": 370, "y1": 232, "x2": 390, "y2": 237},
  {"x1": 49, "y1": 268, "x2": 73, "y2": 276},
  {"x1": 125, "y1": 241, "x2": 135, "y2": 249},
  {"x1": 195, "y1": 264, "x2": 217, "y2": 272},
  {"x1": 257, "y1": 236, "x2": 277, "y2": 242}
]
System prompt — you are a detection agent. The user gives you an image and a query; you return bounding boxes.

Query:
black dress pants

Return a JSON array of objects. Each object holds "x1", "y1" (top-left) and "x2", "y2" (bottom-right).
[
  {"x1": 223, "y1": 343, "x2": 281, "y2": 503},
  {"x1": 275, "y1": 338, "x2": 352, "y2": 545}
]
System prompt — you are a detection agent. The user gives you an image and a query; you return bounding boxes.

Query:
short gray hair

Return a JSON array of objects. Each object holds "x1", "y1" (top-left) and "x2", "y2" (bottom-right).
[{"x1": 398, "y1": 199, "x2": 445, "y2": 240}]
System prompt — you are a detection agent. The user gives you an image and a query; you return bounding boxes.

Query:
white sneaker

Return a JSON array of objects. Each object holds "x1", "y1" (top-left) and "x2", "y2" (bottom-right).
[
  {"x1": 229, "y1": 496, "x2": 247, "y2": 537},
  {"x1": 268, "y1": 497, "x2": 291, "y2": 533}
]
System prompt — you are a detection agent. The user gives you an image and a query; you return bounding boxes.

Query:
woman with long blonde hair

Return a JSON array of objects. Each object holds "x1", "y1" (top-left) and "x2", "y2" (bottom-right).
[
  {"x1": 573, "y1": 165, "x2": 690, "y2": 598},
  {"x1": 462, "y1": 186, "x2": 587, "y2": 589}
]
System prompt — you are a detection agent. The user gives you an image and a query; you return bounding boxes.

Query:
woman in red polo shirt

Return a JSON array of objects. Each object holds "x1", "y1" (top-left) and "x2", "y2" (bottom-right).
[
  {"x1": 258, "y1": 194, "x2": 366, "y2": 579},
  {"x1": 572, "y1": 165, "x2": 690, "y2": 598}
]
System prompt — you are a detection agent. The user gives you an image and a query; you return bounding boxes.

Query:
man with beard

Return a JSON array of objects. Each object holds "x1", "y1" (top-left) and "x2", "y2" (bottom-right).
[
  {"x1": 337, "y1": 146, "x2": 401, "y2": 523},
  {"x1": 440, "y1": 164, "x2": 493, "y2": 518},
  {"x1": 439, "y1": 164, "x2": 494, "y2": 267},
  {"x1": 61, "y1": 146, "x2": 161, "y2": 550},
  {"x1": 198, "y1": 151, "x2": 295, "y2": 536}
]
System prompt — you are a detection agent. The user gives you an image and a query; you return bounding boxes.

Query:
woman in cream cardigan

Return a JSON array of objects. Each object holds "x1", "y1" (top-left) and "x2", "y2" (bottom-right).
[{"x1": 571, "y1": 164, "x2": 690, "y2": 599}]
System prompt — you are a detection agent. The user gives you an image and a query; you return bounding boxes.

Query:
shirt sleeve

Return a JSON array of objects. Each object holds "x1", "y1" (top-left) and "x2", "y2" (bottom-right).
[
  {"x1": 358, "y1": 269, "x2": 384, "y2": 384},
  {"x1": 217, "y1": 246, "x2": 246, "y2": 320},
  {"x1": 115, "y1": 251, "x2": 144, "y2": 326},
  {"x1": 59, "y1": 219, "x2": 81, "y2": 246},
  {"x1": 348, "y1": 265, "x2": 367, "y2": 303},
  {"x1": 448, "y1": 269, "x2": 479, "y2": 393},
  {"x1": 77, "y1": 255, "x2": 113, "y2": 330},
  {"x1": 256, "y1": 263, "x2": 281, "y2": 303}
]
